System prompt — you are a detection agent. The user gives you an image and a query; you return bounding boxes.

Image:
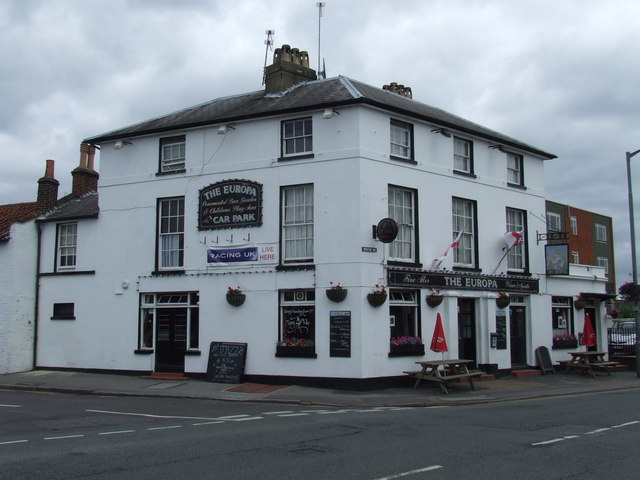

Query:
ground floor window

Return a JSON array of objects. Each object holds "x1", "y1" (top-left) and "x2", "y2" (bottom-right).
[
  {"x1": 389, "y1": 289, "x2": 424, "y2": 356},
  {"x1": 139, "y1": 292, "x2": 199, "y2": 351},
  {"x1": 277, "y1": 289, "x2": 316, "y2": 357},
  {"x1": 551, "y1": 296, "x2": 576, "y2": 349}
]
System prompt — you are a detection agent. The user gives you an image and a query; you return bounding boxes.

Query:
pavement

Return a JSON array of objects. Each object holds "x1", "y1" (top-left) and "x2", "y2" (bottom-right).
[{"x1": 2, "y1": 368, "x2": 640, "y2": 407}]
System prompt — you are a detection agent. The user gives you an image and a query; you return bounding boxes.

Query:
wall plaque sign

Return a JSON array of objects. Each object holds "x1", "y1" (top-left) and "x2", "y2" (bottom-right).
[
  {"x1": 387, "y1": 270, "x2": 539, "y2": 294},
  {"x1": 199, "y1": 180, "x2": 263, "y2": 230}
]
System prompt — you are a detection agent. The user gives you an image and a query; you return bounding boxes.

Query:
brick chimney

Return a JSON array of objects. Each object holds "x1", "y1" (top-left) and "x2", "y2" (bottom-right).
[
  {"x1": 382, "y1": 82, "x2": 413, "y2": 99},
  {"x1": 264, "y1": 44, "x2": 317, "y2": 94},
  {"x1": 71, "y1": 143, "x2": 99, "y2": 196},
  {"x1": 36, "y1": 159, "x2": 59, "y2": 215}
]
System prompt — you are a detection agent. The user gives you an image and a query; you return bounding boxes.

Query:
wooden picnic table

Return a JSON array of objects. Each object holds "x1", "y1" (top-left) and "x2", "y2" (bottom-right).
[
  {"x1": 404, "y1": 359, "x2": 483, "y2": 394},
  {"x1": 564, "y1": 351, "x2": 619, "y2": 378}
]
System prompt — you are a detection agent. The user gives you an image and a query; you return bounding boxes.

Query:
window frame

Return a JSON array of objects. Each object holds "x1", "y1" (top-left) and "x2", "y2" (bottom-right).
[
  {"x1": 56, "y1": 222, "x2": 78, "y2": 271},
  {"x1": 277, "y1": 289, "x2": 316, "y2": 357},
  {"x1": 596, "y1": 256, "x2": 609, "y2": 276},
  {"x1": 453, "y1": 137, "x2": 474, "y2": 175},
  {"x1": 158, "y1": 135, "x2": 186, "y2": 174},
  {"x1": 552, "y1": 296, "x2": 574, "y2": 339},
  {"x1": 281, "y1": 117, "x2": 313, "y2": 159},
  {"x1": 137, "y1": 292, "x2": 199, "y2": 352},
  {"x1": 571, "y1": 251, "x2": 579, "y2": 264},
  {"x1": 156, "y1": 197, "x2": 185, "y2": 272},
  {"x1": 506, "y1": 207, "x2": 527, "y2": 272},
  {"x1": 452, "y1": 197, "x2": 478, "y2": 269},
  {"x1": 570, "y1": 216, "x2": 578, "y2": 235},
  {"x1": 280, "y1": 184, "x2": 314, "y2": 265},
  {"x1": 546, "y1": 212, "x2": 562, "y2": 232},
  {"x1": 389, "y1": 119, "x2": 414, "y2": 162},
  {"x1": 506, "y1": 152, "x2": 524, "y2": 187},
  {"x1": 595, "y1": 223, "x2": 607, "y2": 242},
  {"x1": 51, "y1": 302, "x2": 75, "y2": 320},
  {"x1": 388, "y1": 185, "x2": 419, "y2": 265}
]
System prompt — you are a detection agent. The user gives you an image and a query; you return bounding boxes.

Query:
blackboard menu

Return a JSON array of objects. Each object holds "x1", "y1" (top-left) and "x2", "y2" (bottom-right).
[
  {"x1": 495, "y1": 311, "x2": 507, "y2": 350},
  {"x1": 206, "y1": 341, "x2": 247, "y2": 383},
  {"x1": 536, "y1": 346, "x2": 554, "y2": 374},
  {"x1": 330, "y1": 311, "x2": 351, "y2": 357}
]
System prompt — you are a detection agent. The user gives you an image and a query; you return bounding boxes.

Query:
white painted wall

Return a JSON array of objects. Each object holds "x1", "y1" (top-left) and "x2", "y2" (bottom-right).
[{"x1": 0, "y1": 220, "x2": 36, "y2": 373}]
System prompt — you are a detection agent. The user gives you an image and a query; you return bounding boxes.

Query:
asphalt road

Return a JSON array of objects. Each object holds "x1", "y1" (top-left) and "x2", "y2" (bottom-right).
[{"x1": 1, "y1": 388, "x2": 639, "y2": 479}]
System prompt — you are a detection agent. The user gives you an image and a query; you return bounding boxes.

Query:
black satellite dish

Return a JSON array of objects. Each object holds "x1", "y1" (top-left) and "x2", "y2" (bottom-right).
[{"x1": 375, "y1": 218, "x2": 399, "y2": 243}]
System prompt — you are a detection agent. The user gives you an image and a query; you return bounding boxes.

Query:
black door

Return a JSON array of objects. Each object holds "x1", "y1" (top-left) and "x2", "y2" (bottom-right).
[
  {"x1": 510, "y1": 305, "x2": 527, "y2": 366},
  {"x1": 457, "y1": 298, "x2": 476, "y2": 366},
  {"x1": 155, "y1": 308, "x2": 187, "y2": 373}
]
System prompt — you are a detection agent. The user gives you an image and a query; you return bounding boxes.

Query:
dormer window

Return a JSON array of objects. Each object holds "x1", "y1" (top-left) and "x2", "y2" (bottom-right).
[{"x1": 159, "y1": 135, "x2": 186, "y2": 173}]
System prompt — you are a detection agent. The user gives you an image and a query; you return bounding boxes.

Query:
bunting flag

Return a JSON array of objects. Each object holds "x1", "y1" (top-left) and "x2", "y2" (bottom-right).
[
  {"x1": 431, "y1": 230, "x2": 463, "y2": 269},
  {"x1": 503, "y1": 230, "x2": 523, "y2": 250}
]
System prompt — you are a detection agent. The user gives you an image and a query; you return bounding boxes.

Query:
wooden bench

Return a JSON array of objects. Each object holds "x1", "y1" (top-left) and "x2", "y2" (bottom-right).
[
  {"x1": 404, "y1": 369, "x2": 483, "y2": 394},
  {"x1": 589, "y1": 361, "x2": 619, "y2": 375}
]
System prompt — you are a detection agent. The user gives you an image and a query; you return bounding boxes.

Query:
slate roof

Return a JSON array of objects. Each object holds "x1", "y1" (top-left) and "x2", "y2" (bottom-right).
[
  {"x1": 85, "y1": 76, "x2": 556, "y2": 160},
  {"x1": 38, "y1": 192, "x2": 99, "y2": 223},
  {"x1": 0, "y1": 202, "x2": 37, "y2": 241}
]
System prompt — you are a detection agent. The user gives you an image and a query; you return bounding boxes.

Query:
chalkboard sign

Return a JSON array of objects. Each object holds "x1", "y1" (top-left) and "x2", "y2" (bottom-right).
[
  {"x1": 330, "y1": 311, "x2": 351, "y2": 357},
  {"x1": 536, "y1": 346, "x2": 554, "y2": 375},
  {"x1": 495, "y1": 311, "x2": 507, "y2": 350},
  {"x1": 206, "y1": 341, "x2": 247, "y2": 383}
]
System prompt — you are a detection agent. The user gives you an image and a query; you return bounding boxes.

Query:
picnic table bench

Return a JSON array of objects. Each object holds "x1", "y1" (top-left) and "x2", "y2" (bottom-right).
[
  {"x1": 404, "y1": 359, "x2": 483, "y2": 394},
  {"x1": 563, "y1": 351, "x2": 620, "y2": 378}
]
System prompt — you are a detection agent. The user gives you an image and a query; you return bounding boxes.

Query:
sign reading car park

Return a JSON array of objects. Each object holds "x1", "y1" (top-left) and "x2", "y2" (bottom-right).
[{"x1": 199, "y1": 180, "x2": 263, "y2": 230}]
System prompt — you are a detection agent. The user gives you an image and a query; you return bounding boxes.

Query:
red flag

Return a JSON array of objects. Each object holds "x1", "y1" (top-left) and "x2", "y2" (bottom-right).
[
  {"x1": 431, "y1": 230, "x2": 464, "y2": 268},
  {"x1": 430, "y1": 313, "x2": 449, "y2": 353},
  {"x1": 581, "y1": 313, "x2": 597, "y2": 347},
  {"x1": 504, "y1": 231, "x2": 523, "y2": 250}
]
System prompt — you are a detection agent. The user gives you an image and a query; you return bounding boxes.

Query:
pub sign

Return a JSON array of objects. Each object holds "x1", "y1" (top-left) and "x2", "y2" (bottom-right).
[{"x1": 199, "y1": 180, "x2": 263, "y2": 230}]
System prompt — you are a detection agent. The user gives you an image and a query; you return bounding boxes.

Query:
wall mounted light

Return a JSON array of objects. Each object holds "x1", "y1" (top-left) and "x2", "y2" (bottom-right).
[
  {"x1": 217, "y1": 125, "x2": 236, "y2": 134},
  {"x1": 430, "y1": 128, "x2": 451, "y2": 137},
  {"x1": 114, "y1": 140, "x2": 132, "y2": 149},
  {"x1": 322, "y1": 108, "x2": 340, "y2": 119},
  {"x1": 489, "y1": 144, "x2": 506, "y2": 152}
]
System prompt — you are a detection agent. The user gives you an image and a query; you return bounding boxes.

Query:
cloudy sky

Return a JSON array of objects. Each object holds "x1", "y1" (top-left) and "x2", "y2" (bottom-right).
[{"x1": 2, "y1": 0, "x2": 639, "y2": 287}]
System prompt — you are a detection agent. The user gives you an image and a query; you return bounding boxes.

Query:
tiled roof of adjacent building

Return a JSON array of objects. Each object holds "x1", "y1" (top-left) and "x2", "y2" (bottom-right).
[
  {"x1": 38, "y1": 192, "x2": 99, "y2": 223},
  {"x1": 85, "y1": 76, "x2": 556, "y2": 160},
  {"x1": 0, "y1": 202, "x2": 37, "y2": 241}
]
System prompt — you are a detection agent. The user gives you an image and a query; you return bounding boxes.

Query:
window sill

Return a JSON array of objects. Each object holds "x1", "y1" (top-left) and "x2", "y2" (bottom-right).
[
  {"x1": 388, "y1": 344, "x2": 425, "y2": 357},
  {"x1": 51, "y1": 316, "x2": 76, "y2": 320},
  {"x1": 134, "y1": 349, "x2": 153, "y2": 355},
  {"x1": 275, "y1": 346, "x2": 317, "y2": 358},
  {"x1": 152, "y1": 270, "x2": 185, "y2": 276},
  {"x1": 41, "y1": 270, "x2": 96, "y2": 277},
  {"x1": 278, "y1": 153, "x2": 315, "y2": 162},
  {"x1": 185, "y1": 350, "x2": 201, "y2": 356},
  {"x1": 453, "y1": 170, "x2": 477, "y2": 178},
  {"x1": 390, "y1": 155, "x2": 417, "y2": 165},
  {"x1": 276, "y1": 264, "x2": 316, "y2": 272},
  {"x1": 507, "y1": 182, "x2": 526, "y2": 190},
  {"x1": 156, "y1": 169, "x2": 186, "y2": 176}
]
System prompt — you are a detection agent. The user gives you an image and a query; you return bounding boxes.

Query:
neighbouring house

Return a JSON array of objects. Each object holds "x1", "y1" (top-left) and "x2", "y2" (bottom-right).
[{"x1": 32, "y1": 44, "x2": 612, "y2": 384}]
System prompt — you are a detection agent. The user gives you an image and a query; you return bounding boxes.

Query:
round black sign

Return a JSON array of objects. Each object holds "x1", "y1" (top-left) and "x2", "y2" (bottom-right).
[{"x1": 376, "y1": 218, "x2": 399, "y2": 243}]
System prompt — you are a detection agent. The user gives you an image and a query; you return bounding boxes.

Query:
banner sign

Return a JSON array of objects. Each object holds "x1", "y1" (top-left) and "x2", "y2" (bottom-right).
[
  {"x1": 208, "y1": 247, "x2": 258, "y2": 263},
  {"x1": 388, "y1": 270, "x2": 539, "y2": 294},
  {"x1": 199, "y1": 180, "x2": 263, "y2": 230}
]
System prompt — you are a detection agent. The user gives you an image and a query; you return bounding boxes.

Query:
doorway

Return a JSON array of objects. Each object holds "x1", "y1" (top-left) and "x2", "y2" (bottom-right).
[
  {"x1": 509, "y1": 304, "x2": 527, "y2": 366},
  {"x1": 155, "y1": 308, "x2": 187, "y2": 373},
  {"x1": 457, "y1": 298, "x2": 476, "y2": 366}
]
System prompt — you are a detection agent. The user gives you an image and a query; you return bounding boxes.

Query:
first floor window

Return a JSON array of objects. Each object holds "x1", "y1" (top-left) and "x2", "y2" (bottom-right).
[
  {"x1": 596, "y1": 256, "x2": 609, "y2": 276},
  {"x1": 158, "y1": 197, "x2": 185, "y2": 269},
  {"x1": 282, "y1": 118, "x2": 312, "y2": 157},
  {"x1": 452, "y1": 197, "x2": 476, "y2": 267},
  {"x1": 453, "y1": 137, "x2": 473, "y2": 174},
  {"x1": 552, "y1": 297, "x2": 575, "y2": 345},
  {"x1": 570, "y1": 216, "x2": 578, "y2": 235},
  {"x1": 506, "y1": 208, "x2": 526, "y2": 271},
  {"x1": 595, "y1": 223, "x2": 607, "y2": 242},
  {"x1": 547, "y1": 212, "x2": 562, "y2": 232},
  {"x1": 160, "y1": 135, "x2": 186, "y2": 173},
  {"x1": 277, "y1": 290, "x2": 316, "y2": 355},
  {"x1": 282, "y1": 184, "x2": 313, "y2": 262},
  {"x1": 139, "y1": 292, "x2": 199, "y2": 350},
  {"x1": 388, "y1": 185, "x2": 416, "y2": 262},
  {"x1": 57, "y1": 222, "x2": 77, "y2": 270}
]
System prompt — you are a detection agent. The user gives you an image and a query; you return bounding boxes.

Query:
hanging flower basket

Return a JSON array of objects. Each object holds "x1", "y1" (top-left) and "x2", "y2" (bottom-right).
[
  {"x1": 226, "y1": 287, "x2": 246, "y2": 307},
  {"x1": 496, "y1": 293, "x2": 510, "y2": 309},
  {"x1": 367, "y1": 285, "x2": 387, "y2": 307},
  {"x1": 574, "y1": 296, "x2": 586, "y2": 310},
  {"x1": 326, "y1": 282, "x2": 348, "y2": 302},
  {"x1": 426, "y1": 294, "x2": 443, "y2": 308}
]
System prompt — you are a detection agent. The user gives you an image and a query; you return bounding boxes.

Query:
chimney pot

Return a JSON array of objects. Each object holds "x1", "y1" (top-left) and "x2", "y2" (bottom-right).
[
  {"x1": 36, "y1": 159, "x2": 59, "y2": 215},
  {"x1": 264, "y1": 44, "x2": 317, "y2": 94}
]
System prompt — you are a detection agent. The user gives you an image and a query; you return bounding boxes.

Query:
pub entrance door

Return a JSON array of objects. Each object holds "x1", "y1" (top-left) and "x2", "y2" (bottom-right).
[
  {"x1": 155, "y1": 308, "x2": 187, "y2": 373},
  {"x1": 457, "y1": 298, "x2": 477, "y2": 367},
  {"x1": 509, "y1": 304, "x2": 527, "y2": 366}
]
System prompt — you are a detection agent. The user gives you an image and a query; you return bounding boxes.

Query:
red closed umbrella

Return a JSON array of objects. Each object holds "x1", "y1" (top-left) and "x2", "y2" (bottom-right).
[
  {"x1": 430, "y1": 312, "x2": 449, "y2": 353},
  {"x1": 581, "y1": 313, "x2": 597, "y2": 347}
]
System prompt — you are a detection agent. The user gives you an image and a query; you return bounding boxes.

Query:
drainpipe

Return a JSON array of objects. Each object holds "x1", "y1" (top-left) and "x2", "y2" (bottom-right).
[{"x1": 33, "y1": 223, "x2": 42, "y2": 369}]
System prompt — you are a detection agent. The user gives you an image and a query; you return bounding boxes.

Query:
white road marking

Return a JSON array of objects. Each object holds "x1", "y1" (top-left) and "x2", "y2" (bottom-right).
[
  {"x1": 263, "y1": 410, "x2": 294, "y2": 415},
  {"x1": 373, "y1": 465, "x2": 444, "y2": 479},
  {"x1": 532, "y1": 420, "x2": 640, "y2": 446},
  {"x1": 99, "y1": 430, "x2": 135, "y2": 436},
  {"x1": 44, "y1": 435, "x2": 85, "y2": 441},
  {"x1": 0, "y1": 440, "x2": 28, "y2": 445},
  {"x1": 193, "y1": 421, "x2": 224, "y2": 426},
  {"x1": 148, "y1": 425, "x2": 181, "y2": 431},
  {"x1": 277, "y1": 413, "x2": 309, "y2": 417},
  {"x1": 0, "y1": 404, "x2": 21, "y2": 408}
]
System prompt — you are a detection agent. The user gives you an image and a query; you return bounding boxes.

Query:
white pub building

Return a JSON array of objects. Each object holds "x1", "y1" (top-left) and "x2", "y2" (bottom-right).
[{"x1": 34, "y1": 45, "x2": 609, "y2": 385}]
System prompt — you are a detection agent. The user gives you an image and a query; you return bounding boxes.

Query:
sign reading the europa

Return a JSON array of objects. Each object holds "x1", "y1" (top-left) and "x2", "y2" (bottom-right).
[{"x1": 199, "y1": 180, "x2": 263, "y2": 230}]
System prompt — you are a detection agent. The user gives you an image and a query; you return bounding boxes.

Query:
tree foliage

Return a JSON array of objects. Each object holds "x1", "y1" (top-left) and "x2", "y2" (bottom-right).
[{"x1": 619, "y1": 282, "x2": 640, "y2": 302}]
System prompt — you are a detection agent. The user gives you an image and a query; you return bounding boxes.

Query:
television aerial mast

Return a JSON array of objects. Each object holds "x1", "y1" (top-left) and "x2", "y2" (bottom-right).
[
  {"x1": 316, "y1": 2, "x2": 326, "y2": 79},
  {"x1": 262, "y1": 29, "x2": 275, "y2": 85}
]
